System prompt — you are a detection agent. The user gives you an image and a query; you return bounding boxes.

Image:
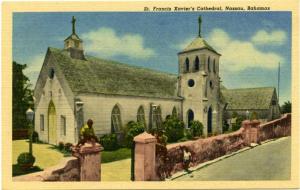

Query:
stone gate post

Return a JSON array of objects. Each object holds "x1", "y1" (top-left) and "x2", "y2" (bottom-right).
[
  {"x1": 72, "y1": 142, "x2": 103, "y2": 181},
  {"x1": 133, "y1": 132, "x2": 157, "y2": 181}
]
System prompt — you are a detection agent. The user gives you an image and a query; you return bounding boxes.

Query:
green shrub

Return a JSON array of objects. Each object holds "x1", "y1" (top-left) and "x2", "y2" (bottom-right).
[
  {"x1": 184, "y1": 128, "x2": 193, "y2": 140},
  {"x1": 32, "y1": 131, "x2": 39, "y2": 143},
  {"x1": 58, "y1": 141, "x2": 64, "y2": 151},
  {"x1": 190, "y1": 120, "x2": 203, "y2": 137},
  {"x1": 250, "y1": 112, "x2": 257, "y2": 120},
  {"x1": 124, "y1": 121, "x2": 144, "y2": 148},
  {"x1": 163, "y1": 116, "x2": 184, "y2": 143},
  {"x1": 100, "y1": 134, "x2": 119, "y2": 151},
  {"x1": 222, "y1": 120, "x2": 229, "y2": 132},
  {"x1": 64, "y1": 142, "x2": 73, "y2": 152},
  {"x1": 17, "y1": 152, "x2": 35, "y2": 170},
  {"x1": 232, "y1": 114, "x2": 246, "y2": 131}
]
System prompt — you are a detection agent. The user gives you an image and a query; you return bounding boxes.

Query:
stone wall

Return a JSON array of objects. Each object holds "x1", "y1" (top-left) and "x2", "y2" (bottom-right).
[
  {"x1": 158, "y1": 128, "x2": 246, "y2": 177},
  {"x1": 13, "y1": 157, "x2": 79, "y2": 181},
  {"x1": 156, "y1": 113, "x2": 291, "y2": 179},
  {"x1": 258, "y1": 113, "x2": 291, "y2": 142}
]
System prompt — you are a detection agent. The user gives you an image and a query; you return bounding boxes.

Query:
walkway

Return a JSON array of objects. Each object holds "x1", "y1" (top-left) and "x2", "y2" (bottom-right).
[{"x1": 175, "y1": 137, "x2": 291, "y2": 181}]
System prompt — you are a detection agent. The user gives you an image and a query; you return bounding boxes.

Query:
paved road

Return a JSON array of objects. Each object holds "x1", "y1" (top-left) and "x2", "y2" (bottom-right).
[{"x1": 175, "y1": 137, "x2": 291, "y2": 181}]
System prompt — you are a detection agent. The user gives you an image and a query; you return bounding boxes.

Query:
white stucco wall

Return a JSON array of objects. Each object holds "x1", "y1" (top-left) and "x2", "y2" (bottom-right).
[
  {"x1": 34, "y1": 75, "x2": 76, "y2": 144},
  {"x1": 77, "y1": 94, "x2": 181, "y2": 136}
]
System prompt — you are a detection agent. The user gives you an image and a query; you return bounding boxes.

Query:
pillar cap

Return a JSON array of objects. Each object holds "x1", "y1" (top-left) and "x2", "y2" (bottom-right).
[{"x1": 134, "y1": 132, "x2": 157, "y2": 144}]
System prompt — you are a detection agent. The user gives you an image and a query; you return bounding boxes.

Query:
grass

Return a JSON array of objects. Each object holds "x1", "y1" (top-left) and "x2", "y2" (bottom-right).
[
  {"x1": 13, "y1": 140, "x2": 65, "y2": 176},
  {"x1": 102, "y1": 148, "x2": 131, "y2": 163},
  {"x1": 13, "y1": 140, "x2": 132, "y2": 180}
]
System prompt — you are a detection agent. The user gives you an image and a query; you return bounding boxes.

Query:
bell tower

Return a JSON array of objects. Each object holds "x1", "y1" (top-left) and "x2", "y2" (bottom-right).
[
  {"x1": 64, "y1": 16, "x2": 85, "y2": 60},
  {"x1": 178, "y1": 16, "x2": 223, "y2": 136}
]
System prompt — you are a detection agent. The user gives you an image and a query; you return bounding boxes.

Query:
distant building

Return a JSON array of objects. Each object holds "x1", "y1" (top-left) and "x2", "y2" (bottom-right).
[
  {"x1": 222, "y1": 87, "x2": 281, "y2": 121},
  {"x1": 33, "y1": 16, "x2": 279, "y2": 145}
]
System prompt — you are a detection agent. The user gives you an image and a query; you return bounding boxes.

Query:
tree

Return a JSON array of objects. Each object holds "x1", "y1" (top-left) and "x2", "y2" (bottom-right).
[
  {"x1": 13, "y1": 61, "x2": 34, "y2": 129},
  {"x1": 281, "y1": 101, "x2": 291, "y2": 114}
]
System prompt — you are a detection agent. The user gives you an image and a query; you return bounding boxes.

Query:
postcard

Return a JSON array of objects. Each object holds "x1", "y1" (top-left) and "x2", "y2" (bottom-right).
[{"x1": 2, "y1": 1, "x2": 299, "y2": 189}]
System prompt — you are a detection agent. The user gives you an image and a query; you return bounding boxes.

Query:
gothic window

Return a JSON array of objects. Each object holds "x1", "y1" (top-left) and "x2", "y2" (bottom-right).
[
  {"x1": 49, "y1": 68, "x2": 55, "y2": 79},
  {"x1": 61, "y1": 115, "x2": 66, "y2": 136},
  {"x1": 213, "y1": 59, "x2": 216, "y2": 73},
  {"x1": 272, "y1": 100, "x2": 277, "y2": 105},
  {"x1": 185, "y1": 58, "x2": 190, "y2": 72},
  {"x1": 208, "y1": 56, "x2": 211, "y2": 72},
  {"x1": 194, "y1": 56, "x2": 200, "y2": 71},
  {"x1": 210, "y1": 80, "x2": 214, "y2": 89},
  {"x1": 172, "y1": 106, "x2": 177, "y2": 118},
  {"x1": 111, "y1": 104, "x2": 122, "y2": 133},
  {"x1": 137, "y1": 105, "x2": 146, "y2": 127},
  {"x1": 187, "y1": 109, "x2": 194, "y2": 128},
  {"x1": 152, "y1": 106, "x2": 162, "y2": 130},
  {"x1": 40, "y1": 115, "x2": 44, "y2": 131}
]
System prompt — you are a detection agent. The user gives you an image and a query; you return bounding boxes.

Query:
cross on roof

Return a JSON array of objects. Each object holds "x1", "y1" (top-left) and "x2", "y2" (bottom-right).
[{"x1": 72, "y1": 16, "x2": 76, "y2": 34}]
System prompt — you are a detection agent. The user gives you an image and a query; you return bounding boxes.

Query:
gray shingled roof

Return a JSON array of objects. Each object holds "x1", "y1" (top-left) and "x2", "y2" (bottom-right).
[
  {"x1": 49, "y1": 47, "x2": 179, "y2": 99},
  {"x1": 179, "y1": 37, "x2": 220, "y2": 55},
  {"x1": 222, "y1": 87, "x2": 276, "y2": 110}
]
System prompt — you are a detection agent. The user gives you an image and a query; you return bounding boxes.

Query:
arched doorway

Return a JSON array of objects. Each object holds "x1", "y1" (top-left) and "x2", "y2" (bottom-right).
[
  {"x1": 207, "y1": 107, "x2": 212, "y2": 134},
  {"x1": 187, "y1": 109, "x2": 194, "y2": 128},
  {"x1": 48, "y1": 100, "x2": 57, "y2": 144}
]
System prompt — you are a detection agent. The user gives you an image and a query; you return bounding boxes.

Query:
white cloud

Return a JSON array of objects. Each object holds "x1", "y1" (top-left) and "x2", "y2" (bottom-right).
[
  {"x1": 251, "y1": 30, "x2": 287, "y2": 46},
  {"x1": 82, "y1": 27, "x2": 155, "y2": 60},
  {"x1": 22, "y1": 54, "x2": 45, "y2": 87},
  {"x1": 205, "y1": 28, "x2": 284, "y2": 71}
]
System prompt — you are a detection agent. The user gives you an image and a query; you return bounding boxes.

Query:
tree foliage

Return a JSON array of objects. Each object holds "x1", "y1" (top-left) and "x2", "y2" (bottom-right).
[
  {"x1": 281, "y1": 101, "x2": 291, "y2": 114},
  {"x1": 13, "y1": 61, "x2": 34, "y2": 129}
]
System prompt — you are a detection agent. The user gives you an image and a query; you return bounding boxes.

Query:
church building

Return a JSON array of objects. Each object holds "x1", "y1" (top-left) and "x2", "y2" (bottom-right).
[{"x1": 33, "y1": 16, "x2": 279, "y2": 145}]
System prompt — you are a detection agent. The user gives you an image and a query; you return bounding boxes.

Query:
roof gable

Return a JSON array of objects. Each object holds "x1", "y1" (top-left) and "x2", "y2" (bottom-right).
[
  {"x1": 48, "y1": 47, "x2": 179, "y2": 99},
  {"x1": 179, "y1": 37, "x2": 220, "y2": 55}
]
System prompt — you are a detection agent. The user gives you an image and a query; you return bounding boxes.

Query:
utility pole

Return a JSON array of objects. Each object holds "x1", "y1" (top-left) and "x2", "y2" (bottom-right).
[{"x1": 278, "y1": 62, "x2": 280, "y2": 103}]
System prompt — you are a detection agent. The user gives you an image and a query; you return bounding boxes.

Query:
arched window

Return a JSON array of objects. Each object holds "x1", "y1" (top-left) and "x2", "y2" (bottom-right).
[
  {"x1": 111, "y1": 104, "x2": 122, "y2": 133},
  {"x1": 208, "y1": 56, "x2": 211, "y2": 72},
  {"x1": 213, "y1": 59, "x2": 216, "y2": 73},
  {"x1": 187, "y1": 109, "x2": 194, "y2": 128},
  {"x1": 185, "y1": 58, "x2": 190, "y2": 72},
  {"x1": 137, "y1": 106, "x2": 146, "y2": 127},
  {"x1": 172, "y1": 106, "x2": 177, "y2": 118},
  {"x1": 152, "y1": 106, "x2": 162, "y2": 130},
  {"x1": 194, "y1": 56, "x2": 200, "y2": 71}
]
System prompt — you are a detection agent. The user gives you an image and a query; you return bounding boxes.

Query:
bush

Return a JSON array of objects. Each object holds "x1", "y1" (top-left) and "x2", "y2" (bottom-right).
[
  {"x1": 250, "y1": 112, "x2": 257, "y2": 120},
  {"x1": 64, "y1": 142, "x2": 73, "y2": 152},
  {"x1": 100, "y1": 134, "x2": 119, "y2": 151},
  {"x1": 222, "y1": 120, "x2": 229, "y2": 132},
  {"x1": 124, "y1": 121, "x2": 144, "y2": 148},
  {"x1": 32, "y1": 131, "x2": 39, "y2": 143},
  {"x1": 58, "y1": 141, "x2": 64, "y2": 151},
  {"x1": 190, "y1": 121, "x2": 203, "y2": 137},
  {"x1": 163, "y1": 116, "x2": 184, "y2": 143},
  {"x1": 17, "y1": 152, "x2": 35, "y2": 170},
  {"x1": 184, "y1": 128, "x2": 193, "y2": 140},
  {"x1": 232, "y1": 114, "x2": 246, "y2": 131}
]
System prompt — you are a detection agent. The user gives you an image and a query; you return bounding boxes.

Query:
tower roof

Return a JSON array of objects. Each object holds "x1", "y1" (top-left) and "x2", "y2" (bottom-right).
[
  {"x1": 179, "y1": 37, "x2": 220, "y2": 55},
  {"x1": 64, "y1": 33, "x2": 82, "y2": 42}
]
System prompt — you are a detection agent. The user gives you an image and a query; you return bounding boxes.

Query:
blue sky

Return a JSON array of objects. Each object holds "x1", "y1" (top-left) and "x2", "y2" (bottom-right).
[{"x1": 13, "y1": 12, "x2": 291, "y2": 104}]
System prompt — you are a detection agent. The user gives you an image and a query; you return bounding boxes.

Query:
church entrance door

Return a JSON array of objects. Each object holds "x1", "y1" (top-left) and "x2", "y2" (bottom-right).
[
  {"x1": 207, "y1": 107, "x2": 212, "y2": 135},
  {"x1": 48, "y1": 101, "x2": 57, "y2": 144},
  {"x1": 187, "y1": 109, "x2": 194, "y2": 128}
]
